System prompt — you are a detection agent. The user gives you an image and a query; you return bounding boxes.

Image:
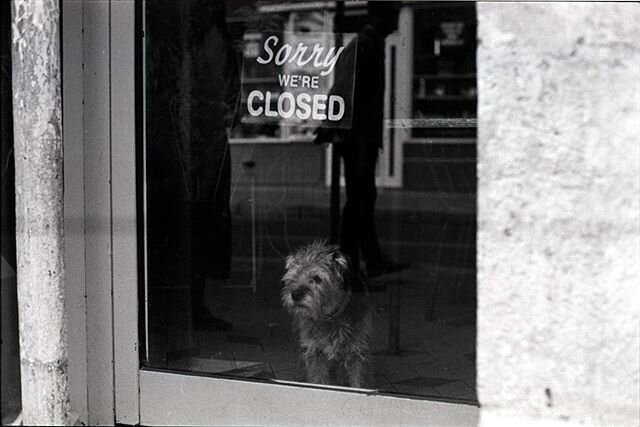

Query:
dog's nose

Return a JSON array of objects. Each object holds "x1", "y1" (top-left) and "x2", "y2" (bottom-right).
[{"x1": 291, "y1": 289, "x2": 305, "y2": 302}]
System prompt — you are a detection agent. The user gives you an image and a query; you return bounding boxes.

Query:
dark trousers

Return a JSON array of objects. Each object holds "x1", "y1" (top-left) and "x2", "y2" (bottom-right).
[
  {"x1": 147, "y1": 139, "x2": 232, "y2": 317},
  {"x1": 188, "y1": 199, "x2": 231, "y2": 314},
  {"x1": 338, "y1": 140, "x2": 383, "y2": 273}
]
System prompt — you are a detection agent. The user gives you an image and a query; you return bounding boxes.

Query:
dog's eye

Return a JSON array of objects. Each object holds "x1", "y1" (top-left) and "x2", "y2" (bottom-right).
[{"x1": 310, "y1": 275, "x2": 321, "y2": 283}]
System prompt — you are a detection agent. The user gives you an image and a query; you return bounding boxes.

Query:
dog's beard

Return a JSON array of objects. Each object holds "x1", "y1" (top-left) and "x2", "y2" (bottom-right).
[
  {"x1": 290, "y1": 304, "x2": 313, "y2": 318},
  {"x1": 282, "y1": 291, "x2": 312, "y2": 314},
  {"x1": 285, "y1": 290, "x2": 350, "y2": 322},
  {"x1": 282, "y1": 291, "x2": 325, "y2": 320}
]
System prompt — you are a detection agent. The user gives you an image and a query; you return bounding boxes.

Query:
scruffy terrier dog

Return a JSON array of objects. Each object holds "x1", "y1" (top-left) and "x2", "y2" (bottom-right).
[{"x1": 281, "y1": 241, "x2": 372, "y2": 388}]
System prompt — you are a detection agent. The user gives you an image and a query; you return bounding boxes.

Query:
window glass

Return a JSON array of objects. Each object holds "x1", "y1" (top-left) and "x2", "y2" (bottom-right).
[{"x1": 143, "y1": 0, "x2": 476, "y2": 402}]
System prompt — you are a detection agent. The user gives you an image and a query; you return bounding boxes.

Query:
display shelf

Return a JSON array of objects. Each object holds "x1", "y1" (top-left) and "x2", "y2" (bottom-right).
[{"x1": 386, "y1": 118, "x2": 477, "y2": 129}]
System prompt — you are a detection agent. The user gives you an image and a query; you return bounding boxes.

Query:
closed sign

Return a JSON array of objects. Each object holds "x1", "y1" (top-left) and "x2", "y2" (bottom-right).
[{"x1": 241, "y1": 31, "x2": 356, "y2": 130}]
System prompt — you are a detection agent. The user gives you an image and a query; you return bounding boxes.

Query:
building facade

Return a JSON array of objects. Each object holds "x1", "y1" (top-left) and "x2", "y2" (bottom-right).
[{"x1": 1, "y1": 1, "x2": 638, "y2": 426}]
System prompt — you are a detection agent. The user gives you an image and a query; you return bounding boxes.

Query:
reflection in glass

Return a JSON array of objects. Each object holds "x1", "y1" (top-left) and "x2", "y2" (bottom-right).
[{"x1": 143, "y1": 0, "x2": 477, "y2": 403}]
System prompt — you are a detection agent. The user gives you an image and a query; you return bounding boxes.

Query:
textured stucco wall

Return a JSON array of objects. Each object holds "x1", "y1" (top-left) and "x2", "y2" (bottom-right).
[{"x1": 477, "y1": 3, "x2": 640, "y2": 427}]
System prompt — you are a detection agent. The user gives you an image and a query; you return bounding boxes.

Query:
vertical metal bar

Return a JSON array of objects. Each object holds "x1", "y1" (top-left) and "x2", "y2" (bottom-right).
[
  {"x1": 330, "y1": 150, "x2": 341, "y2": 243},
  {"x1": 138, "y1": 0, "x2": 151, "y2": 366},
  {"x1": 388, "y1": 282, "x2": 401, "y2": 354},
  {"x1": 426, "y1": 222, "x2": 448, "y2": 321},
  {"x1": 111, "y1": 0, "x2": 140, "y2": 423},
  {"x1": 329, "y1": 1, "x2": 344, "y2": 244},
  {"x1": 389, "y1": 45, "x2": 396, "y2": 177},
  {"x1": 250, "y1": 174, "x2": 257, "y2": 293}
]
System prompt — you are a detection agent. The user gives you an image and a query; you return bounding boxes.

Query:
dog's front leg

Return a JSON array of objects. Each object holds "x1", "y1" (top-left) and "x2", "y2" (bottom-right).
[
  {"x1": 303, "y1": 350, "x2": 331, "y2": 385},
  {"x1": 345, "y1": 356, "x2": 366, "y2": 388}
]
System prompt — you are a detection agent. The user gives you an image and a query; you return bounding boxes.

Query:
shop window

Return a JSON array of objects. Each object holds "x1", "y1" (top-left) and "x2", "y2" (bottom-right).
[{"x1": 142, "y1": 0, "x2": 476, "y2": 402}]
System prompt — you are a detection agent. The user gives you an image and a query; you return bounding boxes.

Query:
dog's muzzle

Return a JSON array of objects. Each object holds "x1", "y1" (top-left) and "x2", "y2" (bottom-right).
[{"x1": 291, "y1": 289, "x2": 306, "y2": 302}]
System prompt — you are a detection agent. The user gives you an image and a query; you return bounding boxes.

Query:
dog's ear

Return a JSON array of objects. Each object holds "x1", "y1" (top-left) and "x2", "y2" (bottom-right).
[
  {"x1": 335, "y1": 251, "x2": 367, "y2": 292},
  {"x1": 333, "y1": 251, "x2": 349, "y2": 272},
  {"x1": 285, "y1": 254, "x2": 295, "y2": 270},
  {"x1": 333, "y1": 251, "x2": 356, "y2": 291}
]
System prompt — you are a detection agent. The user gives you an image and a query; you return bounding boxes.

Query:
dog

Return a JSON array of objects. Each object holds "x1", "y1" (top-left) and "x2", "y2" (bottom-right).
[{"x1": 281, "y1": 241, "x2": 372, "y2": 388}]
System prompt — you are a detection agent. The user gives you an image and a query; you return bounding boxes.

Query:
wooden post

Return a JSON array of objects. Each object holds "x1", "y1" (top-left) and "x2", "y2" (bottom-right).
[{"x1": 11, "y1": 0, "x2": 70, "y2": 425}]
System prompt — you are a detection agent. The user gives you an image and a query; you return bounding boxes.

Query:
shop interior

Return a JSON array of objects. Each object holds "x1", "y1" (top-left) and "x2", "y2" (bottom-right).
[{"x1": 144, "y1": 0, "x2": 477, "y2": 403}]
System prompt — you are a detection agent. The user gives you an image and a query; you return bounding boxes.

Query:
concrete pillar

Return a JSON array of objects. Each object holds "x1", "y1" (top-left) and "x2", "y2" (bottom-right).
[
  {"x1": 477, "y1": 3, "x2": 639, "y2": 426},
  {"x1": 11, "y1": 0, "x2": 70, "y2": 425}
]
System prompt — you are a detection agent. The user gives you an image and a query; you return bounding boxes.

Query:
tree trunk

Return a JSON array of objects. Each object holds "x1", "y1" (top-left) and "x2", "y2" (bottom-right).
[{"x1": 11, "y1": 0, "x2": 70, "y2": 425}]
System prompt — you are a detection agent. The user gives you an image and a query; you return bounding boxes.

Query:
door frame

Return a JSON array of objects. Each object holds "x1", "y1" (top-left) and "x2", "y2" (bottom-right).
[{"x1": 64, "y1": 1, "x2": 479, "y2": 425}]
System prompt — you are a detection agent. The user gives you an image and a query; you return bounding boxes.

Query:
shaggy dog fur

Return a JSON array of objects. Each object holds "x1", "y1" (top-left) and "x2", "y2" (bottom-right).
[{"x1": 281, "y1": 241, "x2": 372, "y2": 388}]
